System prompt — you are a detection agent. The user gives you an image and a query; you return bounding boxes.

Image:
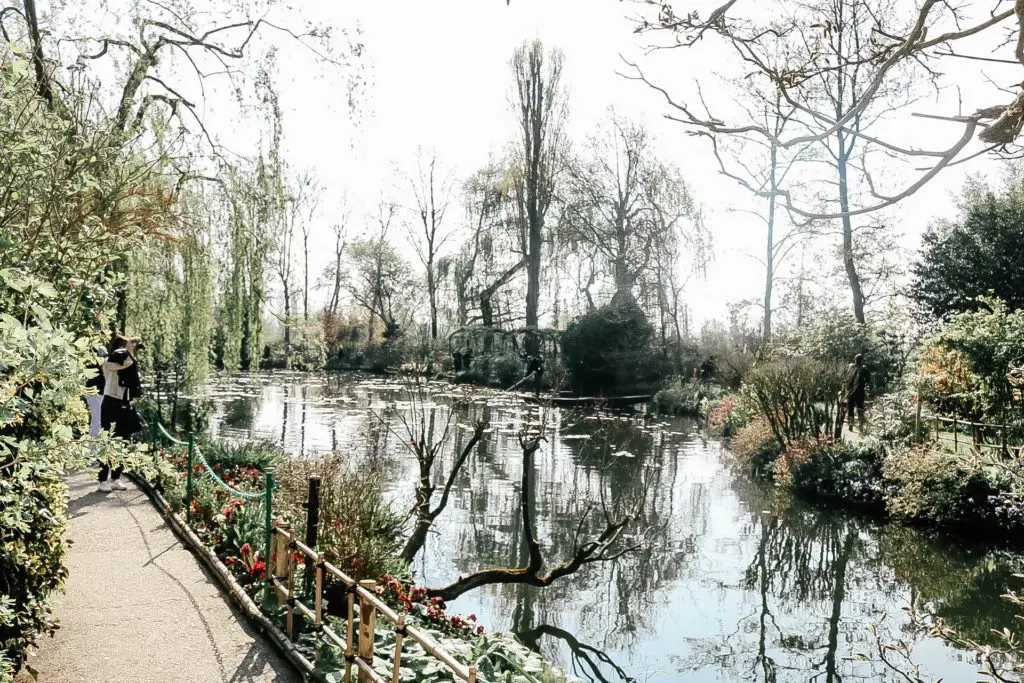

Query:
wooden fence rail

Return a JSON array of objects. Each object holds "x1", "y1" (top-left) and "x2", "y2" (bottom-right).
[
  {"x1": 919, "y1": 412, "x2": 1023, "y2": 456},
  {"x1": 269, "y1": 525, "x2": 477, "y2": 683}
]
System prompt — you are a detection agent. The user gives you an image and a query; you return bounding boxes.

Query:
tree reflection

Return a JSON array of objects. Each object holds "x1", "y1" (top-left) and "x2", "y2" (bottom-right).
[{"x1": 517, "y1": 624, "x2": 636, "y2": 683}]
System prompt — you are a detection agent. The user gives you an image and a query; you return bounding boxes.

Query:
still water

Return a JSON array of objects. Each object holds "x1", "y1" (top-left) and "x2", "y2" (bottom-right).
[{"x1": 205, "y1": 371, "x2": 1021, "y2": 682}]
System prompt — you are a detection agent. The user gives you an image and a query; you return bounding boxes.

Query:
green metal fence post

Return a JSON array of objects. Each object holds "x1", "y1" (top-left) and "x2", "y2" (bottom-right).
[
  {"x1": 264, "y1": 471, "x2": 274, "y2": 597},
  {"x1": 186, "y1": 433, "x2": 195, "y2": 525},
  {"x1": 149, "y1": 417, "x2": 157, "y2": 453}
]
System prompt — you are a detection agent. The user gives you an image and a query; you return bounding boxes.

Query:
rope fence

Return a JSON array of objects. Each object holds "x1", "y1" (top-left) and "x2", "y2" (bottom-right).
[{"x1": 147, "y1": 419, "x2": 478, "y2": 683}]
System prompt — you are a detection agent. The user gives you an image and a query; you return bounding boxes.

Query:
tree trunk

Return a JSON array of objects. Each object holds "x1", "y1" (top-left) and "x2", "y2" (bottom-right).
[
  {"x1": 837, "y1": 131, "x2": 866, "y2": 323},
  {"x1": 22, "y1": 0, "x2": 55, "y2": 108},
  {"x1": 303, "y1": 232, "x2": 309, "y2": 322},
  {"x1": 525, "y1": 207, "x2": 542, "y2": 354},
  {"x1": 764, "y1": 153, "x2": 777, "y2": 342},
  {"x1": 283, "y1": 284, "x2": 292, "y2": 368},
  {"x1": 400, "y1": 460, "x2": 434, "y2": 562},
  {"x1": 427, "y1": 259, "x2": 438, "y2": 341}
]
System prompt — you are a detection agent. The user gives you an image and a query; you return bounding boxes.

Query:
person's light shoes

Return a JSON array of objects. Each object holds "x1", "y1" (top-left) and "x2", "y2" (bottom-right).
[
  {"x1": 98, "y1": 480, "x2": 113, "y2": 493},
  {"x1": 110, "y1": 478, "x2": 128, "y2": 491}
]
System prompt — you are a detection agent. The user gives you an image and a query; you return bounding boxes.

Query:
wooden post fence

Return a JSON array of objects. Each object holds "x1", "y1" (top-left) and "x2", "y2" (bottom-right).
[
  {"x1": 151, "y1": 420, "x2": 482, "y2": 683},
  {"x1": 267, "y1": 526, "x2": 478, "y2": 683}
]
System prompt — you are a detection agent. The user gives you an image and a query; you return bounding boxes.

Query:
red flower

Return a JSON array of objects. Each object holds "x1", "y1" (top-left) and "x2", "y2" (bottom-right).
[
  {"x1": 476, "y1": 626, "x2": 484, "y2": 635},
  {"x1": 239, "y1": 543, "x2": 252, "y2": 557}
]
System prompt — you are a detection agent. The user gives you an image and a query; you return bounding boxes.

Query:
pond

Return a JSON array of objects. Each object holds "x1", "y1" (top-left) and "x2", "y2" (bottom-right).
[{"x1": 204, "y1": 371, "x2": 1021, "y2": 682}]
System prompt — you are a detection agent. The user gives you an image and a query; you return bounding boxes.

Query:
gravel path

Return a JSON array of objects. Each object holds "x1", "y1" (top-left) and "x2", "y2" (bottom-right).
[{"x1": 15, "y1": 472, "x2": 303, "y2": 683}]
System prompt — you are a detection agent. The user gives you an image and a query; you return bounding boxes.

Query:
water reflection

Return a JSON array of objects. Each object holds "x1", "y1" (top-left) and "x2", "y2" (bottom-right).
[{"x1": 205, "y1": 372, "x2": 1019, "y2": 682}]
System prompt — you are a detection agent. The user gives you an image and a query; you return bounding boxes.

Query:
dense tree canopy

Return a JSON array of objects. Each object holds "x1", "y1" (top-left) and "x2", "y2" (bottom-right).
[{"x1": 912, "y1": 180, "x2": 1024, "y2": 319}]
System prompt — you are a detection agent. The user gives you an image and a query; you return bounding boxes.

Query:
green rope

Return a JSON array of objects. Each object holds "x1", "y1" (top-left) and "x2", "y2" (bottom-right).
[
  {"x1": 155, "y1": 421, "x2": 189, "y2": 446},
  {"x1": 153, "y1": 421, "x2": 267, "y2": 500},
  {"x1": 190, "y1": 443, "x2": 267, "y2": 501}
]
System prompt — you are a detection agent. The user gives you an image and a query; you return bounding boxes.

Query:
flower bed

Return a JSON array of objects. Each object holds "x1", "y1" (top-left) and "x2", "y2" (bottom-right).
[{"x1": 147, "y1": 439, "x2": 580, "y2": 683}]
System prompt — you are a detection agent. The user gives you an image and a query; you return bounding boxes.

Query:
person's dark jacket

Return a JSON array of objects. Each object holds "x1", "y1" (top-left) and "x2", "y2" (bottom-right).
[
  {"x1": 109, "y1": 348, "x2": 143, "y2": 399},
  {"x1": 85, "y1": 359, "x2": 105, "y2": 394}
]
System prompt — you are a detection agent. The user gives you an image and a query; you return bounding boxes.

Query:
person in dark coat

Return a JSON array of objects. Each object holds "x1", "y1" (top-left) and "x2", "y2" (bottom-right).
[
  {"x1": 98, "y1": 335, "x2": 144, "y2": 492},
  {"x1": 846, "y1": 353, "x2": 870, "y2": 430},
  {"x1": 522, "y1": 353, "x2": 545, "y2": 397}
]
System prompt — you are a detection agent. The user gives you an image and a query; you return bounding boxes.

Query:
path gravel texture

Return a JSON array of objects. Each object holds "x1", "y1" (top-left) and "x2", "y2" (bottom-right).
[{"x1": 15, "y1": 472, "x2": 303, "y2": 683}]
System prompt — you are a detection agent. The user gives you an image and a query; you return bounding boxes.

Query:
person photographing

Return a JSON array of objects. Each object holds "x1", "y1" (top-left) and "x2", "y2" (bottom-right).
[{"x1": 98, "y1": 335, "x2": 144, "y2": 492}]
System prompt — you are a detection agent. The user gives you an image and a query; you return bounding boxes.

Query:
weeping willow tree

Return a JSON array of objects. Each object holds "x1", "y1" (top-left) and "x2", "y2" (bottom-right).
[
  {"x1": 125, "y1": 181, "x2": 216, "y2": 420},
  {"x1": 218, "y1": 67, "x2": 285, "y2": 373}
]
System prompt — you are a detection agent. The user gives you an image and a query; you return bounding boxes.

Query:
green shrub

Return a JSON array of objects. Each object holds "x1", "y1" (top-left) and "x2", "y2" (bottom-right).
[
  {"x1": 883, "y1": 445, "x2": 1010, "y2": 529},
  {"x1": 730, "y1": 418, "x2": 782, "y2": 476},
  {"x1": 274, "y1": 454, "x2": 407, "y2": 582},
  {"x1": 200, "y1": 440, "x2": 281, "y2": 471},
  {"x1": 705, "y1": 393, "x2": 748, "y2": 437},
  {"x1": 867, "y1": 386, "x2": 922, "y2": 445},
  {"x1": 768, "y1": 312, "x2": 906, "y2": 394},
  {"x1": 489, "y1": 353, "x2": 522, "y2": 388},
  {"x1": 778, "y1": 438, "x2": 886, "y2": 509},
  {"x1": 918, "y1": 297, "x2": 1024, "y2": 419},
  {"x1": 655, "y1": 376, "x2": 712, "y2": 415},
  {"x1": 561, "y1": 296, "x2": 660, "y2": 395},
  {"x1": 742, "y1": 356, "x2": 848, "y2": 447}
]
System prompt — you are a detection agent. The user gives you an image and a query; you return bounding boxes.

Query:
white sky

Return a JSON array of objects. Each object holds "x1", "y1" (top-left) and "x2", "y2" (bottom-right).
[
  {"x1": 47, "y1": 0, "x2": 1016, "y2": 328},
  {"x1": 263, "y1": 0, "x2": 1009, "y2": 329}
]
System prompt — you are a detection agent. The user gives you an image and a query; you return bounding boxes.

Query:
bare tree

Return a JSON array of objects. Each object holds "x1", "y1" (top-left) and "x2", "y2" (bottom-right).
[
  {"x1": 347, "y1": 201, "x2": 413, "y2": 344},
  {"x1": 510, "y1": 39, "x2": 567, "y2": 354},
  {"x1": 627, "y1": 0, "x2": 1024, "y2": 322},
  {"x1": 402, "y1": 149, "x2": 455, "y2": 342},
  {"x1": 562, "y1": 112, "x2": 700, "y2": 307},
  {"x1": 294, "y1": 171, "x2": 323, "y2": 323},
  {"x1": 324, "y1": 213, "x2": 349, "y2": 323},
  {"x1": 698, "y1": 86, "x2": 812, "y2": 340}
]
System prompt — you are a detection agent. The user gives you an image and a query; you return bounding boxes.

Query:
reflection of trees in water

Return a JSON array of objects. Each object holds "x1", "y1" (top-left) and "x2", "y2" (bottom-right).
[
  {"x1": 206, "y1": 376, "x2": 1024, "y2": 681},
  {"x1": 874, "y1": 526, "x2": 1023, "y2": 647},
  {"x1": 518, "y1": 624, "x2": 636, "y2": 683},
  {"x1": 676, "y1": 507, "x2": 886, "y2": 683},
  {"x1": 433, "y1": 408, "x2": 703, "y2": 678},
  {"x1": 223, "y1": 398, "x2": 255, "y2": 428}
]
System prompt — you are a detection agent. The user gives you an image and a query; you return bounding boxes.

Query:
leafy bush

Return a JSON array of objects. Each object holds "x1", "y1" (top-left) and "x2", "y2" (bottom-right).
[
  {"x1": 705, "y1": 393, "x2": 749, "y2": 437},
  {"x1": 868, "y1": 386, "x2": 923, "y2": 445},
  {"x1": 561, "y1": 297, "x2": 660, "y2": 395},
  {"x1": 882, "y1": 445, "x2": 1012, "y2": 530},
  {"x1": 777, "y1": 438, "x2": 886, "y2": 509},
  {"x1": 918, "y1": 297, "x2": 1024, "y2": 419},
  {"x1": 655, "y1": 376, "x2": 718, "y2": 415},
  {"x1": 730, "y1": 418, "x2": 782, "y2": 476},
  {"x1": 769, "y1": 313, "x2": 906, "y2": 394},
  {"x1": 200, "y1": 440, "x2": 281, "y2": 471},
  {"x1": 273, "y1": 454, "x2": 407, "y2": 582},
  {"x1": 742, "y1": 356, "x2": 848, "y2": 447},
  {"x1": 262, "y1": 319, "x2": 329, "y2": 371}
]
